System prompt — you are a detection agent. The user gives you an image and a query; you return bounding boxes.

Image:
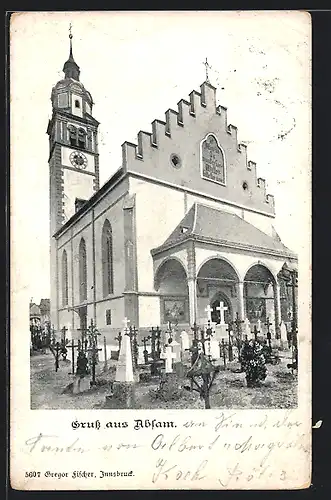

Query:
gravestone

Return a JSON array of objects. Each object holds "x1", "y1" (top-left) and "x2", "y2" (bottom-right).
[
  {"x1": 169, "y1": 339, "x2": 181, "y2": 363},
  {"x1": 244, "y1": 318, "x2": 252, "y2": 340},
  {"x1": 111, "y1": 319, "x2": 136, "y2": 408},
  {"x1": 138, "y1": 344, "x2": 152, "y2": 365},
  {"x1": 72, "y1": 351, "x2": 91, "y2": 394},
  {"x1": 209, "y1": 340, "x2": 220, "y2": 360},
  {"x1": 180, "y1": 331, "x2": 190, "y2": 351},
  {"x1": 280, "y1": 321, "x2": 289, "y2": 349},
  {"x1": 214, "y1": 301, "x2": 228, "y2": 340}
]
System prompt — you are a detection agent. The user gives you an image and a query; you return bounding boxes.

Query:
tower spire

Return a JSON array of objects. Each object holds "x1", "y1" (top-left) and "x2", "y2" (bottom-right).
[{"x1": 63, "y1": 23, "x2": 80, "y2": 81}]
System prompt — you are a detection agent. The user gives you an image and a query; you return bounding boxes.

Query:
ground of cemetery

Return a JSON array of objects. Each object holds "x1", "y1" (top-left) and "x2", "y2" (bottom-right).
[{"x1": 30, "y1": 349, "x2": 297, "y2": 410}]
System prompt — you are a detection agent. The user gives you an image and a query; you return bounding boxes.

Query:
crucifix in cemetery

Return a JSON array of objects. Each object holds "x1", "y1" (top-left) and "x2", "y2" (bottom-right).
[
  {"x1": 149, "y1": 327, "x2": 163, "y2": 376},
  {"x1": 253, "y1": 324, "x2": 259, "y2": 341},
  {"x1": 191, "y1": 322, "x2": 200, "y2": 343},
  {"x1": 85, "y1": 318, "x2": 102, "y2": 385},
  {"x1": 186, "y1": 349, "x2": 220, "y2": 409},
  {"x1": 49, "y1": 340, "x2": 62, "y2": 372},
  {"x1": 142, "y1": 335, "x2": 151, "y2": 364},
  {"x1": 226, "y1": 323, "x2": 233, "y2": 362},
  {"x1": 265, "y1": 317, "x2": 272, "y2": 349},
  {"x1": 115, "y1": 331, "x2": 122, "y2": 356},
  {"x1": 60, "y1": 326, "x2": 69, "y2": 360},
  {"x1": 67, "y1": 339, "x2": 81, "y2": 375},
  {"x1": 216, "y1": 301, "x2": 228, "y2": 325},
  {"x1": 220, "y1": 338, "x2": 227, "y2": 369},
  {"x1": 126, "y1": 326, "x2": 139, "y2": 370},
  {"x1": 77, "y1": 326, "x2": 88, "y2": 352}
]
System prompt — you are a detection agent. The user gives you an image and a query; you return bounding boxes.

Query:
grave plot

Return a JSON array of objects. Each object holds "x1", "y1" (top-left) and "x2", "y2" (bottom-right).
[{"x1": 30, "y1": 312, "x2": 298, "y2": 410}]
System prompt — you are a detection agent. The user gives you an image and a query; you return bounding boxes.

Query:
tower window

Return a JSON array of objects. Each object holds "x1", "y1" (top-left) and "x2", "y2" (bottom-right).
[
  {"x1": 75, "y1": 99, "x2": 80, "y2": 109},
  {"x1": 68, "y1": 125, "x2": 86, "y2": 149},
  {"x1": 78, "y1": 128, "x2": 87, "y2": 149}
]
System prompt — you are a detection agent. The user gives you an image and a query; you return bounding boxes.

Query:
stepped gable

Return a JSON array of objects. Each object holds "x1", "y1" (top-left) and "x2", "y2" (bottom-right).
[
  {"x1": 151, "y1": 203, "x2": 295, "y2": 258},
  {"x1": 120, "y1": 81, "x2": 275, "y2": 215}
]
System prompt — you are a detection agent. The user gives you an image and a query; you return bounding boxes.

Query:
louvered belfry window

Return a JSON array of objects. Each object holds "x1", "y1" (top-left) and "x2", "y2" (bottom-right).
[{"x1": 102, "y1": 220, "x2": 114, "y2": 297}]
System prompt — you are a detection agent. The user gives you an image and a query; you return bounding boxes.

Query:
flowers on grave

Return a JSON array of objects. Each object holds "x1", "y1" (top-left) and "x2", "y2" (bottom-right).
[
  {"x1": 149, "y1": 373, "x2": 184, "y2": 402},
  {"x1": 240, "y1": 339, "x2": 267, "y2": 388}
]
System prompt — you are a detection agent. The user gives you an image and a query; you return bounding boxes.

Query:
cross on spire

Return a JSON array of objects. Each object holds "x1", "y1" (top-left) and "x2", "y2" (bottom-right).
[
  {"x1": 203, "y1": 57, "x2": 212, "y2": 83},
  {"x1": 69, "y1": 22, "x2": 73, "y2": 39}
]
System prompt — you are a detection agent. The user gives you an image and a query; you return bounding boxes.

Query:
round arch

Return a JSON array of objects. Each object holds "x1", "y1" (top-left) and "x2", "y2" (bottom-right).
[
  {"x1": 154, "y1": 257, "x2": 188, "y2": 293},
  {"x1": 243, "y1": 261, "x2": 277, "y2": 283},
  {"x1": 197, "y1": 255, "x2": 241, "y2": 281}
]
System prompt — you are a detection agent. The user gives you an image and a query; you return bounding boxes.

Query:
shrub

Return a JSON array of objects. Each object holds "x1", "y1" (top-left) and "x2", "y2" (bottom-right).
[{"x1": 240, "y1": 340, "x2": 267, "y2": 387}]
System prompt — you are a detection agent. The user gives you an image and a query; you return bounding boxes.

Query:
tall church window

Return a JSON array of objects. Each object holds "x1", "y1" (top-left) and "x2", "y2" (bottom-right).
[
  {"x1": 102, "y1": 220, "x2": 114, "y2": 297},
  {"x1": 62, "y1": 250, "x2": 68, "y2": 306},
  {"x1": 79, "y1": 238, "x2": 87, "y2": 302}
]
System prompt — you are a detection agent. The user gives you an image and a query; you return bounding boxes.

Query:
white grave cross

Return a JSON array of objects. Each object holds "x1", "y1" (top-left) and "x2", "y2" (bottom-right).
[
  {"x1": 122, "y1": 317, "x2": 130, "y2": 329},
  {"x1": 216, "y1": 301, "x2": 228, "y2": 325},
  {"x1": 205, "y1": 305, "x2": 213, "y2": 322},
  {"x1": 161, "y1": 345, "x2": 176, "y2": 373}
]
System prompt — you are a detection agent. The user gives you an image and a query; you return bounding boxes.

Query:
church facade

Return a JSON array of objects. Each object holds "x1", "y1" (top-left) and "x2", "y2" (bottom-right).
[{"x1": 48, "y1": 36, "x2": 297, "y2": 343}]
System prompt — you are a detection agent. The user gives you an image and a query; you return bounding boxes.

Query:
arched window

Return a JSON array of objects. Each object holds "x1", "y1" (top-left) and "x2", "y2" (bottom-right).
[
  {"x1": 102, "y1": 220, "x2": 114, "y2": 297},
  {"x1": 62, "y1": 250, "x2": 68, "y2": 306},
  {"x1": 78, "y1": 127, "x2": 87, "y2": 149},
  {"x1": 79, "y1": 238, "x2": 87, "y2": 302}
]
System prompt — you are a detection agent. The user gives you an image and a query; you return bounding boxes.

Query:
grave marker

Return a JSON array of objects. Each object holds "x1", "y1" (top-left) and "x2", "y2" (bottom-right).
[{"x1": 160, "y1": 345, "x2": 176, "y2": 373}]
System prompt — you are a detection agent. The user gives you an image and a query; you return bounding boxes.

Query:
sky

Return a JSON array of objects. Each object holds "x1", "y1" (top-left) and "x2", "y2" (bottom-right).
[{"x1": 10, "y1": 11, "x2": 311, "y2": 304}]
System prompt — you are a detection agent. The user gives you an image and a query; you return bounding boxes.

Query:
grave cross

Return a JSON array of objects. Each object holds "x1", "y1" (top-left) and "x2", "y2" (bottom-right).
[
  {"x1": 265, "y1": 317, "x2": 272, "y2": 348},
  {"x1": 115, "y1": 332, "x2": 122, "y2": 352},
  {"x1": 160, "y1": 345, "x2": 176, "y2": 373},
  {"x1": 226, "y1": 323, "x2": 233, "y2": 362},
  {"x1": 125, "y1": 326, "x2": 139, "y2": 369},
  {"x1": 191, "y1": 322, "x2": 200, "y2": 342},
  {"x1": 142, "y1": 335, "x2": 151, "y2": 364},
  {"x1": 77, "y1": 327, "x2": 88, "y2": 352},
  {"x1": 220, "y1": 338, "x2": 227, "y2": 369},
  {"x1": 205, "y1": 305, "x2": 213, "y2": 322},
  {"x1": 67, "y1": 339, "x2": 80, "y2": 375},
  {"x1": 61, "y1": 326, "x2": 68, "y2": 346},
  {"x1": 122, "y1": 317, "x2": 130, "y2": 329},
  {"x1": 253, "y1": 324, "x2": 259, "y2": 341},
  {"x1": 150, "y1": 327, "x2": 162, "y2": 361},
  {"x1": 85, "y1": 341, "x2": 102, "y2": 385},
  {"x1": 216, "y1": 301, "x2": 228, "y2": 325}
]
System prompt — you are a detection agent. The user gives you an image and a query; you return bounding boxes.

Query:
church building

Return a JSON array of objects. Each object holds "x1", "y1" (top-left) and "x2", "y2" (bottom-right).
[{"x1": 48, "y1": 34, "x2": 298, "y2": 343}]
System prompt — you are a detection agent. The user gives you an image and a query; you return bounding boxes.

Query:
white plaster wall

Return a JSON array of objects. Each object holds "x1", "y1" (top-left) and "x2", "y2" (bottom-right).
[
  {"x1": 242, "y1": 210, "x2": 274, "y2": 237},
  {"x1": 138, "y1": 296, "x2": 160, "y2": 327},
  {"x1": 130, "y1": 178, "x2": 186, "y2": 292},
  {"x1": 63, "y1": 169, "x2": 95, "y2": 222},
  {"x1": 96, "y1": 298, "x2": 125, "y2": 334}
]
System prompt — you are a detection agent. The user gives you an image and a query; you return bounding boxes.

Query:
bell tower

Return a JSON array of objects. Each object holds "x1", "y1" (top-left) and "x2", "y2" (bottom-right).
[
  {"x1": 47, "y1": 26, "x2": 100, "y2": 328},
  {"x1": 47, "y1": 26, "x2": 100, "y2": 232}
]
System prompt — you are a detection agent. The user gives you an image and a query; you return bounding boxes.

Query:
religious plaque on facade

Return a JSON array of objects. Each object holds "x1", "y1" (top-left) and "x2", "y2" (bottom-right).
[{"x1": 200, "y1": 133, "x2": 226, "y2": 185}]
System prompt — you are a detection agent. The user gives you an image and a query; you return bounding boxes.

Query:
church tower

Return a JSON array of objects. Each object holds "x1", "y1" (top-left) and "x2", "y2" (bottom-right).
[{"x1": 47, "y1": 27, "x2": 100, "y2": 328}]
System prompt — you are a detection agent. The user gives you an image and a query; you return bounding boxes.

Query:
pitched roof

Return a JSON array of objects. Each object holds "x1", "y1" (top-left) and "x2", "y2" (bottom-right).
[{"x1": 151, "y1": 203, "x2": 296, "y2": 258}]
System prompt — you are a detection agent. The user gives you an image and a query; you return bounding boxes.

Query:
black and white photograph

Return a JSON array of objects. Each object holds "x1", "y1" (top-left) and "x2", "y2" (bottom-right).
[{"x1": 10, "y1": 10, "x2": 311, "y2": 490}]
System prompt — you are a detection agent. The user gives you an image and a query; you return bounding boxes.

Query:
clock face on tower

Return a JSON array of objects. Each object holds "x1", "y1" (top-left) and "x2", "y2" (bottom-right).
[{"x1": 69, "y1": 151, "x2": 88, "y2": 169}]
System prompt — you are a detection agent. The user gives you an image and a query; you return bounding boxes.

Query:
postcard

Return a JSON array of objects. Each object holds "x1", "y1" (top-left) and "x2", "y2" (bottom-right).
[{"x1": 10, "y1": 10, "x2": 311, "y2": 490}]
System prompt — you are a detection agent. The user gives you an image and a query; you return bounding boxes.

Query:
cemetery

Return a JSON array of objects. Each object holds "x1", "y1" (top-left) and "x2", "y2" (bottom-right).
[{"x1": 30, "y1": 298, "x2": 298, "y2": 410}]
